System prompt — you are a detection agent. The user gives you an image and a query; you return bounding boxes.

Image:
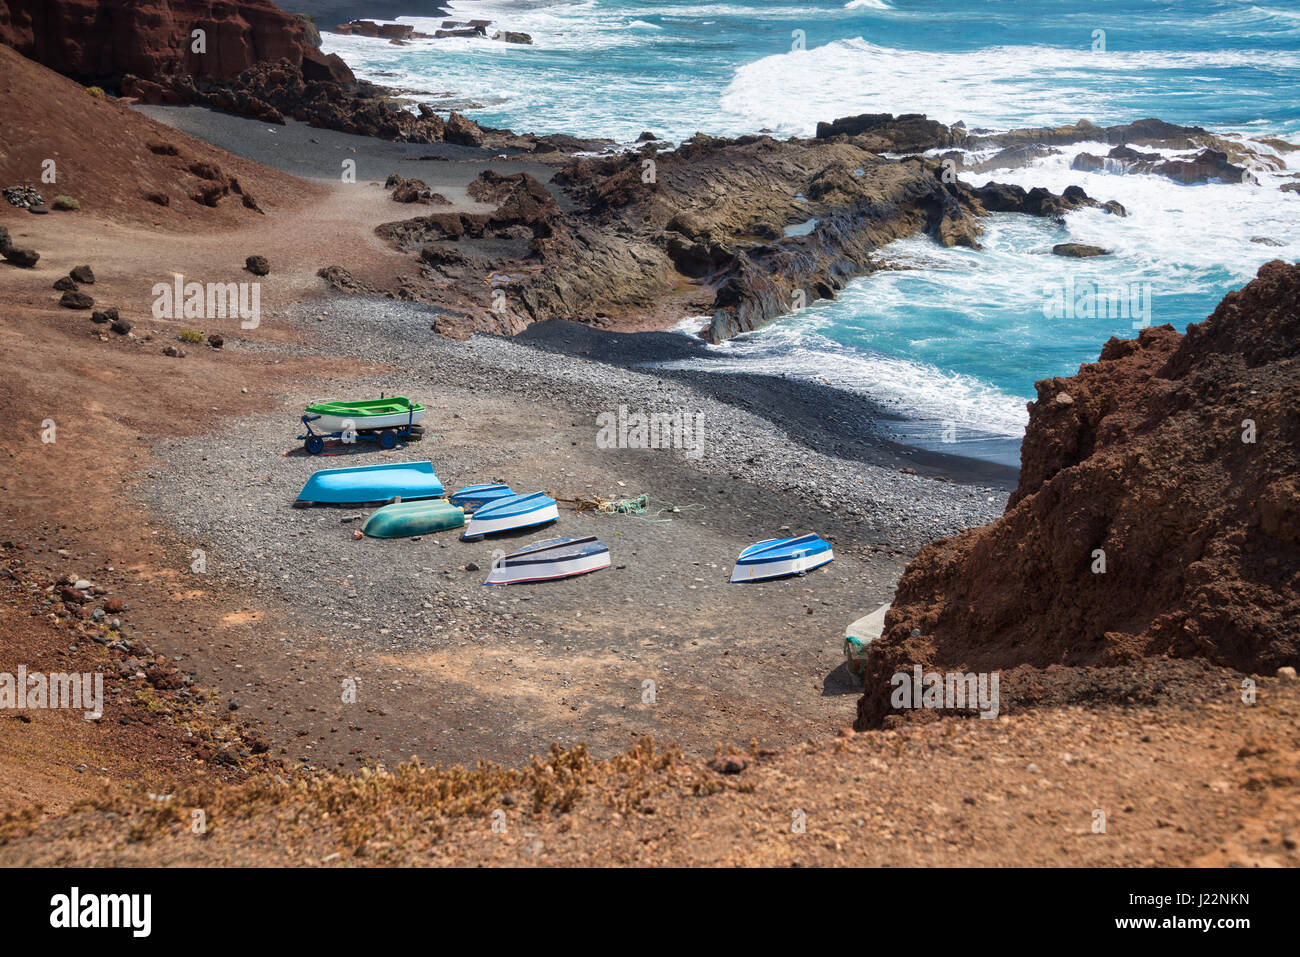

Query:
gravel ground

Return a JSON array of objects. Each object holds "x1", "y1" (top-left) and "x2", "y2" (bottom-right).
[{"x1": 135, "y1": 296, "x2": 1012, "y2": 762}]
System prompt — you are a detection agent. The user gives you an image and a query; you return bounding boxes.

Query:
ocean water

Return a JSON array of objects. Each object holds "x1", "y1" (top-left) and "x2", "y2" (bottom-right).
[{"x1": 324, "y1": 0, "x2": 1300, "y2": 463}]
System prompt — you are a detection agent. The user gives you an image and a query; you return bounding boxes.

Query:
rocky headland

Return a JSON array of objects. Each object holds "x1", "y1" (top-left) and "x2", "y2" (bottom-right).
[{"x1": 856, "y1": 260, "x2": 1300, "y2": 728}]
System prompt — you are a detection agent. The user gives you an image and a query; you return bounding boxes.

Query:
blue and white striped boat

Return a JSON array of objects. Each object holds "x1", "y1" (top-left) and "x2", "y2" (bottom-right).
[
  {"x1": 461, "y1": 491, "x2": 559, "y2": 539},
  {"x1": 730, "y1": 534, "x2": 833, "y2": 583},
  {"x1": 448, "y1": 483, "x2": 515, "y2": 513}
]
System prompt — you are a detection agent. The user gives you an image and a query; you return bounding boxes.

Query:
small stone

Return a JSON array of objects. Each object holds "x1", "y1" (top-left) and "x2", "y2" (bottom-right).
[
  {"x1": 53, "y1": 275, "x2": 79, "y2": 291},
  {"x1": 245, "y1": 255, "x2": 270, "y2": 276},
  {"x1": 162, "y1": 345, "x2": 185, "y2": 357},
  {"x1": 60, "y1": 290, "x2": 94, "y2": 309},
  {"x1": 70, "y1": 264, "x2": 95, "y2": 284},
  {"x1": 1278, "y1": 666, "x2": 1297, "y2": 681},
  {"x1": 110, "y1": 317, "x2": 132, "y2": 335},
  {"x1": 352, "y1": 529, "x2": 364, "y2": 540},
  {"x1": 207, "y1": 333, "x2": 224, "y2": 349}
]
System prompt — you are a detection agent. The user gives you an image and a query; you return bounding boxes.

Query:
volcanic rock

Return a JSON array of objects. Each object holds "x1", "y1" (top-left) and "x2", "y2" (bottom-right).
[
  {"x1": 0, "y1": 0, "x2": 333, "y2": 84},
  {"x1": 69, "y1": 263, "x2": 94, "y2": 283},
  {"x1": 1052, "y1": 243, "x2": 1110, "y2": 257},
  {"x1": 245, "y1": 254, "x2": 270, "y2": 275},
  {"x1": 2, "y1": 245, "x2": 39, "y2": 267},
  {"x1": 53, "y1": 275, "x2": 78, "y2": 291},
  {"x1": 60, "y1": 290, "x2": 93, "y2": 309},
  {"x1": 855, "y1": 260, "x2": 1300, "y2": 729}
]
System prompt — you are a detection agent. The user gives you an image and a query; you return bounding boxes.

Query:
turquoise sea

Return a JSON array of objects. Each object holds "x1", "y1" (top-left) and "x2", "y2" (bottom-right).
[{"x1": 324, "y1": 0, "x2": 1300, "y2": 463}]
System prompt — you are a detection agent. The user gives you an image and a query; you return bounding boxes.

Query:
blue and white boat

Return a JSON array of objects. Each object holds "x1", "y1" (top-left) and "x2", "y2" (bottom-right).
[
  {"x1": 295, "y1": 460, "x2": 444, "y2": 506},
  {"x1": 448, "y1": 483, "x2": 516, "y2": 513},
  {"x1": 483, "y1": 536, "x2": 610, "y2": 585},
  {"x1": 730, "y1": 534, "x2": 833, "y2": 583},
  {"x1": 461, "y1": 491, "x2": 559, "y2": 539}
]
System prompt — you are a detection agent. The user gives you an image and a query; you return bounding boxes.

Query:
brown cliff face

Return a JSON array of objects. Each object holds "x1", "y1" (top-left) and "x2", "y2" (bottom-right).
[
  {"x1": 0, "y1": 0, "x2": 348, "y2": 84},
  {"x1": 856, "y1": 260, "x2": 1300, "y2": 728}
]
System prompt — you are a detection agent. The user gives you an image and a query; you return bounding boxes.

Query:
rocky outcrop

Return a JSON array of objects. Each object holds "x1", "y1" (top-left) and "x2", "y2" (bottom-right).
[
  {"x1": 369, "y1": 130, "x2": 1122, "y2": 341},
  {"x1": 1052, "y1": 243, "x2": 1109, "y2": 257},
  {"x1": 1072, "y1": 143, "x2": 1247, "y2": 185},
  {"x1": 814, "y1": 112, "x2": 966, "y2": 153},
  {"x1": 855, "y1": 260, "x2": 1300, "y2": 728},
  {"x1": 0, "y1": 0, "x2": 344, "y2": 84}
]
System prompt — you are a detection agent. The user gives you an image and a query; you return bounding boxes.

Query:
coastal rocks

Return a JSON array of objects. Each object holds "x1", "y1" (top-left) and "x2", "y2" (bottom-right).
[
  {"x1": 366, "y1": 129, "x2": 1122, "y2": 341},
  {"x1": 855, "y1": 260, "x2": 1300, "y2": 728},
  {"x1": 444, "y1": 111, "x2": 485, "y2": 147},
  {"x1": 1052, "y1": 243, "x2": 1109, "y2": 257},
  {"x1": 1073, "y1": 143, "x2": 1247, "y2": 185},
  {"x1": 971, "y1": 182, "x2": 1126, "y2": 218},
  {"x1": 493, "y1": 31, "x2": 533, "y2": 44},
  {"x1": 245, "y1": 255, "x2": 270, "y2": 276},
  {"x1": 384, "y1": 174, "x2": 449, "y2": 205},
  {"x1": 815, "y1": 112, "x2": 964, "y2": 152}
]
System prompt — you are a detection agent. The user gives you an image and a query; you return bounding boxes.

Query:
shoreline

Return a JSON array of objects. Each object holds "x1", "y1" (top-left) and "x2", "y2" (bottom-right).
[{"x1": 134, "y1": 102, "x2": 1026, "y2": 476}]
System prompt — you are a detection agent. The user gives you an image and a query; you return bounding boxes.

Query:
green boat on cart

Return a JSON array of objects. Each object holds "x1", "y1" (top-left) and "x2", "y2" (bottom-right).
[
  {"x1": 304, "y1": 397, "x2": 426, "y2": 433},
  {"x1": 363, "y1": 498, "x2": 466, "y2": 539}
]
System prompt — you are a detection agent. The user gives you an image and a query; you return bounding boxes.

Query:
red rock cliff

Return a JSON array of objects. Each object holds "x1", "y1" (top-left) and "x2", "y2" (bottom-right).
[
  {"x1": 856, "y1": 260, "x2": 1300, "y2": 728},
  {"x1": 0, "y1": 0, "x2": 351, "y2": 83}
]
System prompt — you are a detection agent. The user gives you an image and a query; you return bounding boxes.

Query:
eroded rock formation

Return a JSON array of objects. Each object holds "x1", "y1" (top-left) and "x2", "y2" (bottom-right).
[{"x1": 855, "y1": 260, "x2": 1300, "y2": 728}]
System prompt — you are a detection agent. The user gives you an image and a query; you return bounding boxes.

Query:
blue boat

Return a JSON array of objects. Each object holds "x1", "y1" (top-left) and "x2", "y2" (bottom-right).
[
  {"x1": 730, "y1": 534, "x2": 833, "y2": 583},
  {"x1": 461, "y1": 491, "x2": 559, "y2": 539},
  {"x1": 295, "y1": 460, "x2": 444, "y2": 506},
  {"x1": 448, "y1": 483, "x2": 516, "y2": 513}
]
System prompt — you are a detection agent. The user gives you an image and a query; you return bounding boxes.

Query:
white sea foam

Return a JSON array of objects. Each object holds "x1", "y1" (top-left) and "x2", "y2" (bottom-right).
[{"x1": 720, "y1": 38, "x2": 1300, "y2": 137}]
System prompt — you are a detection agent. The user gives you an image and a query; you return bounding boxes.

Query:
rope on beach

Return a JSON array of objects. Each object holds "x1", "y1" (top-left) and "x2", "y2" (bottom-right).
[{"x1": 564, "y1": 492, "x2": 705, "y2": 524}]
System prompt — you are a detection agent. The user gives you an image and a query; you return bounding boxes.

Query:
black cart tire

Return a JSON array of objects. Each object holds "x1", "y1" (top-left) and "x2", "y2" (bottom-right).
[
  {"x1": 379, "y1": 430, "x2": 398, "y2": 450},
  {"x1": 305, "y1": 435, "x2": 325, "y2": 455}
]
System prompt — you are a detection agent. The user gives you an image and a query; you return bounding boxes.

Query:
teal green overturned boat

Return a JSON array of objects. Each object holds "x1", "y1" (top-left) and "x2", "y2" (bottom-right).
[{"x1": 363, "y1": 499, "x2": 465, "y2": 538}]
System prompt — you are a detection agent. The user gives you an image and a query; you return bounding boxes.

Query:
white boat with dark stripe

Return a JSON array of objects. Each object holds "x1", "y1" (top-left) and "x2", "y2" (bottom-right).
[
  {"x1": 484, "y1": 536, "x2": 611, "y2": 585},
  {"x1": 461, "y1": 491, "x2": 559, "y2": 539}
]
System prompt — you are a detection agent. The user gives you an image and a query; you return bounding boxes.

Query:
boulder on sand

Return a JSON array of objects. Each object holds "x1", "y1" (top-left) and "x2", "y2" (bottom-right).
[
  {"x1": 70, "y1": 264, "x2": 94, "y2": 283},
  {"x1": 245, "y1": 255, "x2": 270, "y2": 276},
  {"x1": 60, "y1": 290, "x2": 94, "y2": 309}
]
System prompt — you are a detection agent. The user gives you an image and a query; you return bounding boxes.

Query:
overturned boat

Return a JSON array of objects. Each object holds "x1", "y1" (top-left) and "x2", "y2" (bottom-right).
[
  {"x1": 448, "y1": 483, "x2": 515, "y2": 513},
  {"x1": 484, "y1": 537, "x2": 610, "y2": 585},
  {"x1": 295, "y1": 461, "x2": 444, "y2": 506},
  {"x1": 461, "y1": 491, "x2": 558, "y2": 539},
  {"x1": 363, "y1": 499, "x2": 465, "y2": 538},
  {"x1": 730, "y1": 534, "x2": 833, "y2": 583}
]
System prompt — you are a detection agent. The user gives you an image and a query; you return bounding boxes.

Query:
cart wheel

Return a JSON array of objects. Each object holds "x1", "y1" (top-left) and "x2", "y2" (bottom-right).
[
  {"x1": 379, "y1": 430, "x2": 398, "y2": 450},
  {"x1": 305, "y1": 435, "x2": 325, "y2": 455}
]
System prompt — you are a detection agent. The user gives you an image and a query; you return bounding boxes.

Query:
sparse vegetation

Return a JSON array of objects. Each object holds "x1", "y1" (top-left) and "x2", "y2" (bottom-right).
[
  {"x1": 52, "y1": 195, "x2": 79, "y2": 211},
  {"x1": 179, "y1": 328, "x2": 204, "y2": 343},
  {"x1": 86, "y1": 85, "x2": 106, "y2": 99}
]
